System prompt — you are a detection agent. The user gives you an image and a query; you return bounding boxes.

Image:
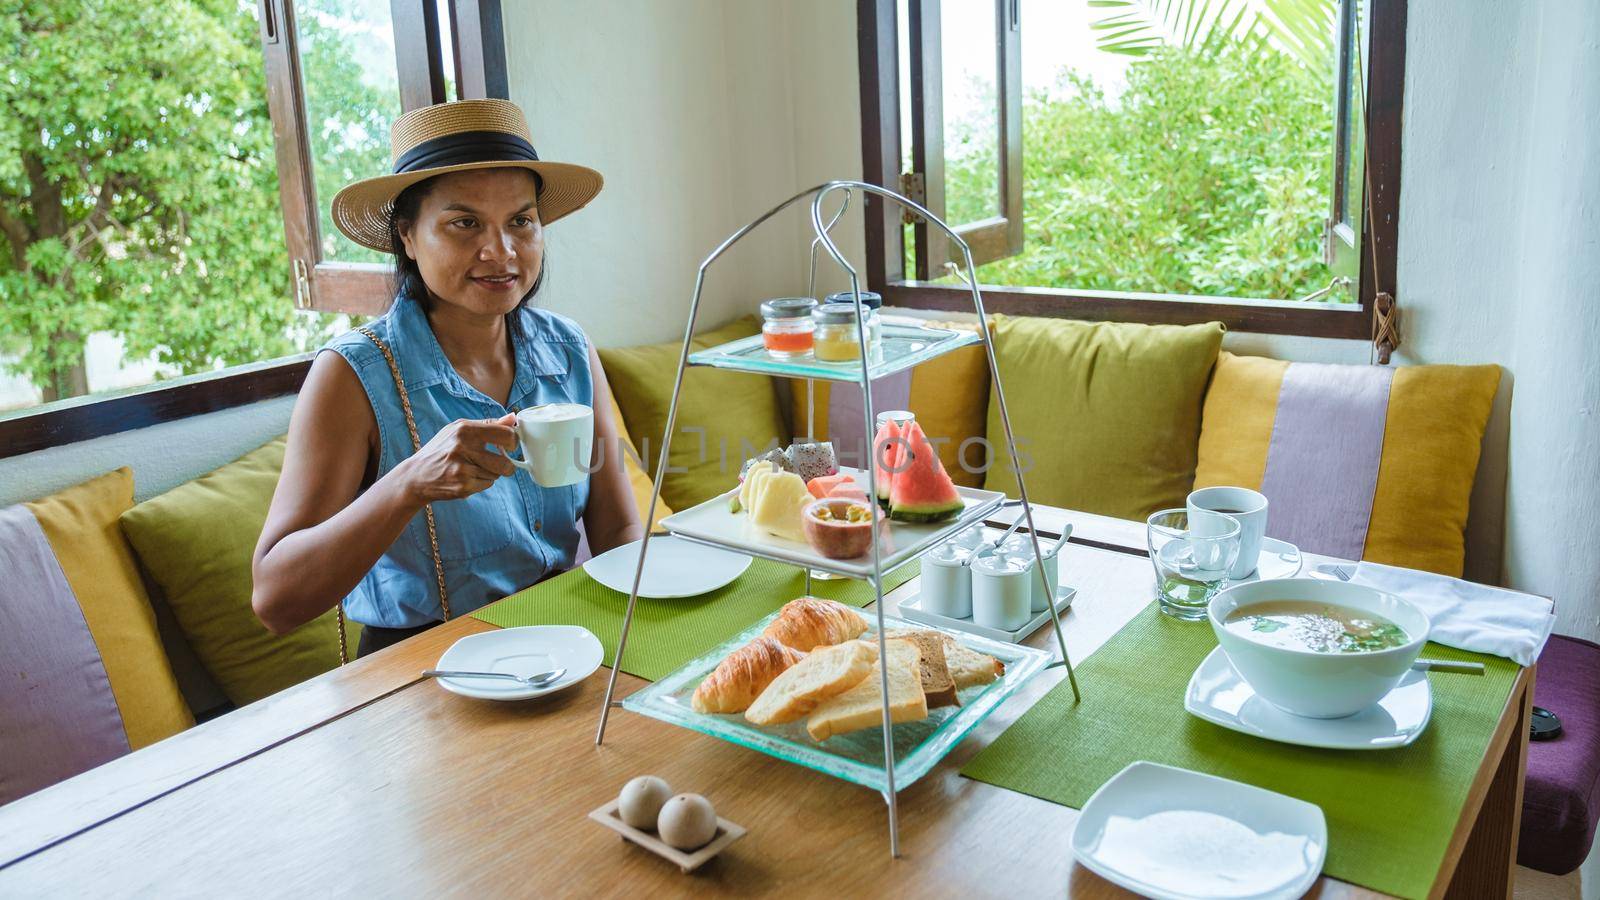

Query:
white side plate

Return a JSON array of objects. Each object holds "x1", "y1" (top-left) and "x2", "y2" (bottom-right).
[
  {"x1": 1072, "y1": 761, "x2": 1327, "y2": 900},
  {"x1": 1185, "y1": 645, "x2": 1433, "y2": 750},
  {"x1": 1233, "y1": 537, "x2": 1304, "y2": 583},
  {"x1": 433, "y1": 625, "x2": 603, "y2": 701},
  {"x1": 583, "y1": 535, "x2": 752, "y2": 599}
]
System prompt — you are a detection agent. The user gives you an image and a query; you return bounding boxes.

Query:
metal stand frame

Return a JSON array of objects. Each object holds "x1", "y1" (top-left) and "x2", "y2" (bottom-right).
[{"x1": 593, "y1": 181, "x2": 1079, "y2": 858}]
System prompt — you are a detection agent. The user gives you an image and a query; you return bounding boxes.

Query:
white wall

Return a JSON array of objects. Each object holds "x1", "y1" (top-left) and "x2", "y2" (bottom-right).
[
  {"x1": 501, "y1": 0, "x2": 865, "y2": 349},
  {"x1": 502, "y1": 0, "x2": 1600, "y2": 636}
]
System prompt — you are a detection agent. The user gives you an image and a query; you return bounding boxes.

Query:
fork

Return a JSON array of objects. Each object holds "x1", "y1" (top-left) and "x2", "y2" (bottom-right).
[{"x1": 422, "y1": 667, "x2": 567, "y2": 688}]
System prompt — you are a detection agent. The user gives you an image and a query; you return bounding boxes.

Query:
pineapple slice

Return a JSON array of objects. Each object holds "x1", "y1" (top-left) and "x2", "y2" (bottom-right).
[
  {"x1": 739, "y1": 460, "x2": 778, "y2": 513},
  {"x1": 748, "y1": 471, "x2": 812, "y2": 543}
]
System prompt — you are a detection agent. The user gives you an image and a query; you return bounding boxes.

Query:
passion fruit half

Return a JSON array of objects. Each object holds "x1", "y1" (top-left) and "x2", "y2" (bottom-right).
[{"x1": 801, "y1": 498, "x2": 875, "y2": 559}]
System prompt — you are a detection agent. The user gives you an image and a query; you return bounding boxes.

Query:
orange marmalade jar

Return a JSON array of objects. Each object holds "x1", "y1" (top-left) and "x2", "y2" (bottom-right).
[{"x1": 759, "y1": 297, "x2": 817, "y2": 359}]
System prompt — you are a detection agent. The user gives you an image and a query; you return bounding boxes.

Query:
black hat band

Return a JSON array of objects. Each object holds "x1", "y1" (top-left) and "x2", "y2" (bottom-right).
[{"x1": 393, "y1": 130, "x2": 540, "y2": 174}]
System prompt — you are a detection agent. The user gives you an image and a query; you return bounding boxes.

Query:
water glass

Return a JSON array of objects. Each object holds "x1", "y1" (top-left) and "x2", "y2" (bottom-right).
[{"x1": 1146, "y1": 508, "x2": 1241, "y2": 620}]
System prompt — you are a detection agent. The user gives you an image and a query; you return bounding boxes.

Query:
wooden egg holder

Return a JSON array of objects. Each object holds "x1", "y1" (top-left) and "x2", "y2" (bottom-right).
[{"x1": 588, "y1": 800, "x2": 747, "y2": 873}]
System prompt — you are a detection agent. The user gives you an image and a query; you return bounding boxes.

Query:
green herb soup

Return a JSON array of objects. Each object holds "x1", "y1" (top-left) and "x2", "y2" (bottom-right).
[{"x1": 1224, "y1": 600, "x2": 1409, "y2": 653}]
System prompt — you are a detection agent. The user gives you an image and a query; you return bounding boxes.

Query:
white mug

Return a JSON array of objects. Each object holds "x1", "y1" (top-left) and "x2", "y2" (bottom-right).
[
  {"x1": 512, "y1": 403, "x2": 593, "y2": 488},
  {"x1": 920, "y1": 541, "x2": 973, "y2": 619},
  {"x1": 971, "y1": 550, "x2": 1032, "y2": 632},
  {"x1": 1187, "y1": 485, "x2": 1268, "y2": 579}
]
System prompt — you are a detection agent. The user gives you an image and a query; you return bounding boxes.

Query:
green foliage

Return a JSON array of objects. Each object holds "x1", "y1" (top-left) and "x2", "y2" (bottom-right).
[
  {"x1": 0, "y1": 0, "x2": 389, "y2": 400},
  {"x1": 1089, "y1": 0, "x2": 1336, "y2": 71},
  {"x1": 943, "y1": 45, "x2": 1338, "y2": 301}
]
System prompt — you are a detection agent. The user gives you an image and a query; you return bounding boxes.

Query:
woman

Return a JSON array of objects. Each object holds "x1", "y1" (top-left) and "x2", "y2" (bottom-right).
[{"x1": 252, "y1": 99, "x2": 642, "y2": 657}]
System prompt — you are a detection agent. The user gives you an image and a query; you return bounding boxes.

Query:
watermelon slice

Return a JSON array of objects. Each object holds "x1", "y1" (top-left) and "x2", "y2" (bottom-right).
[
  {"x1": 871, "y1": 418, "x2": 904, "y2": 510},
  {"x1": 806, "y1": 472, "x2": 854, "y2": 500},
  {"x1": 888, "y1": 422, "x2": 963, "y2": 523}
]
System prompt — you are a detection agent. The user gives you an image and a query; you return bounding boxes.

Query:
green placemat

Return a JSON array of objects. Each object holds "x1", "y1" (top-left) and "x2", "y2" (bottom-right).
[
  {"x1": 472, "y1": 559, "x2": 918, "y2": 682},
  {"x1": 962, "y1": 602, "x2": 1519, "y2": 899}
]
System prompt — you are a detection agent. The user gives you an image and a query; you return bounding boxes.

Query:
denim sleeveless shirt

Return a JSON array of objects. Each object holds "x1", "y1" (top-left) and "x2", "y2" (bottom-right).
[{"x1": 321, "y1": 292, "x2": 592, "y2": 628}]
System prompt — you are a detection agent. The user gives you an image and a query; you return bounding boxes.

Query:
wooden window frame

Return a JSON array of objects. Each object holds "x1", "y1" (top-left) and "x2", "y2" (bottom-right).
[
  {"x1": 858, "y1": 0, "x2": 1407, "y2": 339},
  {"x1": 908, "y1": 0, "x2": 1024, "y2": 276},
  {"x1": 0, "y1": 0, "x2": 507, "y2": 459}
]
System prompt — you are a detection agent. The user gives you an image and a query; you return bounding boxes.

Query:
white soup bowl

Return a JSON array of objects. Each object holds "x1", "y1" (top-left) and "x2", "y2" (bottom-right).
[{"x1": 1208, "y1": 578, "x2": 1431, "y2": 719}]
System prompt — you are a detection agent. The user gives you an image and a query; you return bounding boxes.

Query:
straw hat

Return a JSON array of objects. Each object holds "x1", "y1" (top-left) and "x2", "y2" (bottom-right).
[{"x1": 330, "y1": 98, "x2": 603, "y2": 253}]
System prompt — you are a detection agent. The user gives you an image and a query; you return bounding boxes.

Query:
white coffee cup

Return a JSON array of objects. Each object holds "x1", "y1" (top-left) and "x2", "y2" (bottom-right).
[
  {"x1": 920, "y1": 541, "x2": 973, "y2": 619},
  {"x1": 1187, "y1": 485, "x2": 1268, "y2": 579},
  {"x1": 971, "y1": 550, "x2": 1032, "y2": 632},
  {"x1": 512, "y1": 403, "x2": 593, "y2": 488}
]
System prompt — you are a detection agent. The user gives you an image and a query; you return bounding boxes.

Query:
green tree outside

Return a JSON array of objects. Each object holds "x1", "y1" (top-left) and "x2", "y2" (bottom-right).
[
  {"x1": 1, "y1": 0, "x2": 392, "y2": 403},
  {"x1": 942, "y1": 43, "x2": 1338, "y2": 301}
]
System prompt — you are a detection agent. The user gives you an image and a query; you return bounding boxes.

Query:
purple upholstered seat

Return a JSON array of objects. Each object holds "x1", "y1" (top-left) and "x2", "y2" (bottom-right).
[{"x1": 1519, "y1": 634, "x2": 1600, "y2": 874}]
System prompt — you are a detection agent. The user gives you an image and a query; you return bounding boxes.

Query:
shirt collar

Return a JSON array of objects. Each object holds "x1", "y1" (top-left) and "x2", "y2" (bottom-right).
[{"x1": 388, "y1": 291, "x2": 572, "y2": 408}]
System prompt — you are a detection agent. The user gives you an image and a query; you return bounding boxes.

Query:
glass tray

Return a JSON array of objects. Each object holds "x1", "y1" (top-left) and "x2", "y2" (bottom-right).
[
  {"x1": 686, "y1": 322, "x2": 980, "y2": 382},
  {"x1": 659, "y1": 467, "x2": 1006, "y2": 579},
  {"x1": 622, "y1": 609, "x2": 1050, "y2": 793}
]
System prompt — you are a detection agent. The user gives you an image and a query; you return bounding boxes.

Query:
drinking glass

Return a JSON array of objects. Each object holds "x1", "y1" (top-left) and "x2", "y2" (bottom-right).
[{"x1": 1146, "y1": 508, "x2": 1241, "y2": 620}]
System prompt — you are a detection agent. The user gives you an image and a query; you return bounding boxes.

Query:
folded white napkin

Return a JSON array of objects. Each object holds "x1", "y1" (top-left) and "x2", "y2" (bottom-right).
[{"x1": 1351, "y1": 561, "x2": 1556, "y2": 666}]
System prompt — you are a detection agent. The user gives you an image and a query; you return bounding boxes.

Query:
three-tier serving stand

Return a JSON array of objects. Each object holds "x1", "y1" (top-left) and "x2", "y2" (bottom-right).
[{"x1": 594, "y1": 181, "x2": 1080, "y2": 857}]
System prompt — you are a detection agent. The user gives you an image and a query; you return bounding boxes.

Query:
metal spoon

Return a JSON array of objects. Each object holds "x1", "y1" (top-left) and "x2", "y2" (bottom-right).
[
  {"x1": 422, "y1": 667, "x2": 567, "y2": 688},
  {"x1": 1412, "y1": 659, "x2": 1484, "y2": 675}
]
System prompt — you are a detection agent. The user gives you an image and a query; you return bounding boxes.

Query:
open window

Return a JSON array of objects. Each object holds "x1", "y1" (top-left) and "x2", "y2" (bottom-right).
[
  {"x1": 258, "y1": 0, "x2": 507, "y2": 315},
  {"x1": 904, "y1": 0, "x2": 1024, "y2": 277},
  {"x1": 863, "y1": 0, "x2": 1408, "y2": 338}
]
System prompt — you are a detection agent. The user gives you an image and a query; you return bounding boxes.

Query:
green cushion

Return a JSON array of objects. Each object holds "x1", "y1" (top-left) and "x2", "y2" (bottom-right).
[
  {"x1": 982, "y1": 315, "x2": 1224, "y2": 520},
  {"x1": 118, "y1": 438, "x2": 360, "y2": 707},
  {"x1": 599, "y1": 316, "x2": 790, "y2": 511}
]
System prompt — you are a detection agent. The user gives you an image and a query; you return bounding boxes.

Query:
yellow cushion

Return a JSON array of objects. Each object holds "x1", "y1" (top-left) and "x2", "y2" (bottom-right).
[
  {"x1": 23, "y1": 469, "x2": 193, "y2": 748},
  {"x1": 1194, "y1": 352, "x2": 1501, "y2": 576},
  {"x1": 119, "y1": 438, "x2": 360, "y2": 707},
  {"x1": 791, "y1": 320, "x2": 990, "y2": 487},
  {"x1": 982, "y1": 315, "x2": 1225, "y2": 520},
  {"x1": 598, "y1": 317, "x2": 789, "y2": 511},
  {"x1": 601, "y1": 381, "x2": 672, "y2": 530}
]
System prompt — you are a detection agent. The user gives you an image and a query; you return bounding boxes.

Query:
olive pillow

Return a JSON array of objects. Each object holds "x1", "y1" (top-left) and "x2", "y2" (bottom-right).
[
  {"x1": 981, "y1": 315, "x2": 1225, "y2": 520},
  {"x1": 119, "y1": 438, "x2": 360, "y2": 707},
  {"x1": 598, "y1": 316, "x2": 789, "y2": 511}
]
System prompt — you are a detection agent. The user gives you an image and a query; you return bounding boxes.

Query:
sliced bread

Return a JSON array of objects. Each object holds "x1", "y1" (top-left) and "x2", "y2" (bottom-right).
[
  {"x1": 898, "y1": 630, "x2": 959, "y2": 708},
  {"x1": 745, "y1": 640, "x2": 878, "y2": 726},
  {"x1": 939, "y1": 634, "x2": 1005, "y2": 689},
  {"x1": 805, "y1": 638, "x2": 929, "y2": 741}
]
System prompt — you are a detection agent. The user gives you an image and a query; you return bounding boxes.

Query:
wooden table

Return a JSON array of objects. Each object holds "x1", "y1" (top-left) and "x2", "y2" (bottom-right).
[{"x1": 0, "y1": 507, "x2": 1532, "y2": 898}]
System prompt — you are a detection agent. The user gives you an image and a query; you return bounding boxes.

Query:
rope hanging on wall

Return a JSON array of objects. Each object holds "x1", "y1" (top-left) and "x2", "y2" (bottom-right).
[{"x1": 1361, "y1": 60, "x2": 1400, "y2": 366}]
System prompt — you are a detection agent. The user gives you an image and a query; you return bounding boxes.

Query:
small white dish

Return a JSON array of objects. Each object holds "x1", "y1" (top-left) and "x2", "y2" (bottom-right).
[
  {"x1": 1232, "y1": 537, "x2": 1303, "y2": 582},
  {"x1": 1072, "y1": 761, "x2": 1326, "y2": 900},
  {"x1": 433, "y1": 625, "x2": 603, "y2": 700},
  {"x1": 1185, "y1": 645, "x2": 1433, "y2": 749},
  {"x1": 584, "y1": 535, "x2": 752, "y2": 599},
  {"x1": 897, "y1": 585, "x2": 1075, "y2": 644}
]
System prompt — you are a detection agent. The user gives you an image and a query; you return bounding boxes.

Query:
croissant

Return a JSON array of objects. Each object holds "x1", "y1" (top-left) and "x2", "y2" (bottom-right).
[
  {"x1": 691, "y1": 637, "x2": 806, "y2": 713},
  {"x1": 762, "y1": 596, "x2": 869, "y2": 651}
]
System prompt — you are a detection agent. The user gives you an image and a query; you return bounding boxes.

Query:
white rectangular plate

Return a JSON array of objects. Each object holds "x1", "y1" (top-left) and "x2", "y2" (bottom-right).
[
  {"x1": 659, "y1": 467, "x2": 1006, "y2": 578},
  {"x1": 1072, "y1": 761, "x2": 1326, "y2": 900},
  {"x1": 896, "y1": 585, "x2": 1076, "y2": 644}
]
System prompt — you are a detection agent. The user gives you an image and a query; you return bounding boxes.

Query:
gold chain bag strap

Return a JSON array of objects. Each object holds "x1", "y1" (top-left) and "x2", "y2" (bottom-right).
[{"x1": 334, "y1": 326, "x2": 452, "y2": 665}]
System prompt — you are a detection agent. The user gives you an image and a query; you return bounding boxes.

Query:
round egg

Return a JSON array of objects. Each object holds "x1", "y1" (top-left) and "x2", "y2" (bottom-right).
[
  {"x1": 617, "y1": 775, "x2": 673, "y2": 830},
  {"x1": 656, "y1": 793, "x2": 718, "y2": 850}
]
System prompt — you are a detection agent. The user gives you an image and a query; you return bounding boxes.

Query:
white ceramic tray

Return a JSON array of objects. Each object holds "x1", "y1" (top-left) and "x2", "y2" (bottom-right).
[
  {"x1": 896, "y1": 585, "x2": 1075, "y2": 644},
  {"x1": 658, "y1": 467, "x2": 1006, "y2": 579},
  {"x1": 1071, "y1": 761, "x2": 1326, "y2": 900}
]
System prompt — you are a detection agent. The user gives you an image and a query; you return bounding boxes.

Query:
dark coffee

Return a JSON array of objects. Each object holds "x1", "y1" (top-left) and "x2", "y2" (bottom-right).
[{"x1": 1208, "y1": 507, "x2": 1245, "y2": 514}]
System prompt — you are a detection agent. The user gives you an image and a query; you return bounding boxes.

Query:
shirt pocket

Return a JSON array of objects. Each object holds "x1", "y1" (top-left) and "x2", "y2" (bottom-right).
[{"x1": 412, "y1": 481, "x2": 517, "y2": 564}]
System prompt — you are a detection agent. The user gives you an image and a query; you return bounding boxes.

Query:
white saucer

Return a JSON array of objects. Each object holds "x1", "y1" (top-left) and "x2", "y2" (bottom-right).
[
  {"x1": 433, "y1": 625, "x2": 603, "y2": 700},
  {"x1": 896, "y1": 585, "x2": 1075, "y2": 644},
  {"x1": 1184, "y1": 645, "x2": 1433, "y2": 750},
  {"x1": 583, "y1": 535, "x2": 751, "y2": 599},
  {"x1": 1072, "y1": 761, "x2": 1326, "y2": 900},
  {"x1": 1234, "y1": 537, "x2": 1303, "y2": 582}
]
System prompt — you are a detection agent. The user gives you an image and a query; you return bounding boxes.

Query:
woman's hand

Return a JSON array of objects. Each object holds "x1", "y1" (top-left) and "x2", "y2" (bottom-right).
[{"x1": 396, "y1": 414, "x2": 519, "y2": 503}]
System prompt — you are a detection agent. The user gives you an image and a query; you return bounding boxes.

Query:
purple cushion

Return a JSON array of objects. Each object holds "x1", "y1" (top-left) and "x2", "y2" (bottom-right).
[{"x1": 1519, "y1": 634, "x2": 1600, "y2": 874}]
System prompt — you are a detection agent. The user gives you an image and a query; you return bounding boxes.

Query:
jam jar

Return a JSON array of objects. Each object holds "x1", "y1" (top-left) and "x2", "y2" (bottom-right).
[{"x1": 759, "y1": 297, "x2": 817, "y2": 358}]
